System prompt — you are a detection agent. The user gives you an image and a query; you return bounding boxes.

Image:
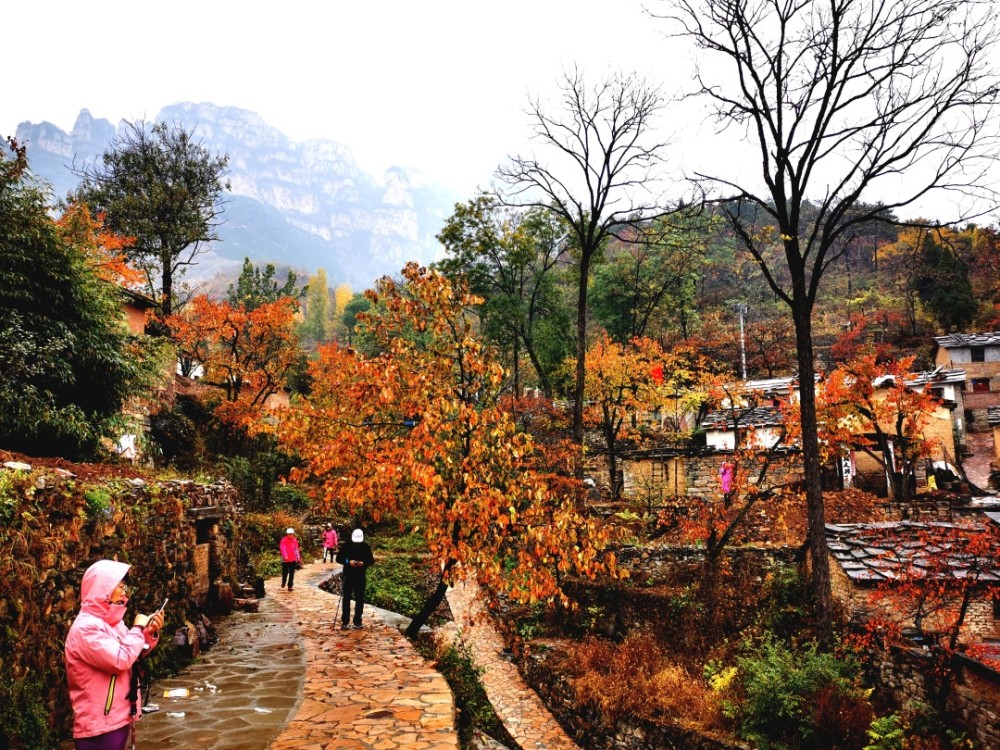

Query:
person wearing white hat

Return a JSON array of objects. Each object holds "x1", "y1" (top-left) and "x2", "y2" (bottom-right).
[
  {"x1": 279, "y1": 527, "x2": 301, "y2": 591},
  {"x1": 335, "y1": 528, "x2": 375, "y2": 629}
]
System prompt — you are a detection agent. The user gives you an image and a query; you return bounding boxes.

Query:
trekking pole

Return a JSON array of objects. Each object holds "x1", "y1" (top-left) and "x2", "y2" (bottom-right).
[{"x1": 335, "y1": 571, "x2": 344, "y2": 624}]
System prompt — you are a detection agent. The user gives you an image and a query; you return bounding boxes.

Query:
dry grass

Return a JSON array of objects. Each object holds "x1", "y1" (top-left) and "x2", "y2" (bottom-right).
[{"x1": 562, "y1": 632, "x2": 729, "y2": 734}]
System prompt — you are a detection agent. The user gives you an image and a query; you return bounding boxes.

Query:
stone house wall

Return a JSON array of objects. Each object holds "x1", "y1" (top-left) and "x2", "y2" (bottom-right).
[
  {"x1": 684, "y1": 452, "x2": 805, "y2": 497},
  {"x1": 830, "y1": 557, "x2": 1000, "y2": 643},
  {"x1": 875, "y1": 646, "x2": 1000, "y2": 750}
]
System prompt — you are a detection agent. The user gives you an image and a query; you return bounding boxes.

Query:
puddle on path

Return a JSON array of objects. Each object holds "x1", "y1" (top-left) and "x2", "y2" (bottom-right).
[{"x1": 129, "y1": 594, "x2": 303, "y2": 750}]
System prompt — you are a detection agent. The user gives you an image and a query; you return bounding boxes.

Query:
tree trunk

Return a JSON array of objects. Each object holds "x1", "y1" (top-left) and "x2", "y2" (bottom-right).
[
  {"x1": 792, "y1": 307, "x2": 835, "y2": 647},
  {"x1": 572, "y1": 251, "x2": 592, "y2": 471},
  {"x1": 404, "y1": 574, "x2": 450, "y2": 639},
  {"x1": 161, "y1": 254, "x2": 174, "y2": 319}
]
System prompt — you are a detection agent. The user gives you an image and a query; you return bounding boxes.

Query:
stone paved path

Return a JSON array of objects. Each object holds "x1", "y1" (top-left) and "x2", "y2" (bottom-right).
[
  {"x1": 268, "y1": 562, "x2": 458, "y2": 750},
  {"x1": 444, "y1": 581, "x2": 581, "y2": 750},
  {"x1": 139, "y1": 561, "x2": 576, "y2": 750},
  {"x1": 136, "y1": 582, "x2": 303, "y2": 749}
]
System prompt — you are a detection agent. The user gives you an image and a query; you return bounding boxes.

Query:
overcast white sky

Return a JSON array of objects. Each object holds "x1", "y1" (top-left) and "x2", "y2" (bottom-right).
[
  {"x1": 5, "y1": 0, "x2": 698, "y2": 196},
  {"x1": 7, "y1": 0, "x2": 1000, "y2": 222}
]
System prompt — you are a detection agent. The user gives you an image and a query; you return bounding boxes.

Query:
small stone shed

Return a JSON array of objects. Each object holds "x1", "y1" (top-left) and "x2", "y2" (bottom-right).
[{"x1": 827, "y1": 519, "x2": 1000, "y2": 644}]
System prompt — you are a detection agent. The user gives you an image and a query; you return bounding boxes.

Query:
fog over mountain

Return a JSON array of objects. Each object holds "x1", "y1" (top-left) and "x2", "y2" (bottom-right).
[{"x1": 14, "y1": 102, "x2": 462, "y2": 289}]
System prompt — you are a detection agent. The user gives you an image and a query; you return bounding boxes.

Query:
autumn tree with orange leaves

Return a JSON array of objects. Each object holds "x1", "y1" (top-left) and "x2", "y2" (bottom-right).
[
  {"x1": 583, "y1": 335, "x2": 703, "y2": 499},
  {"x1": 278, "y1": 263, "x2": 620, "y2": 637},
  {"x1": 815, "y1": 353, "x2": 942, "y2": 503},
  {"x1": 167, "y1": 293, "x2": 300, "y2": 426}
]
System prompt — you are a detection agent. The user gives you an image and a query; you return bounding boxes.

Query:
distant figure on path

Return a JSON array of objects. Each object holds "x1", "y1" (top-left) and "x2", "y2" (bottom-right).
[
  {"x1": 336, "y1": 528, "x2": 375, "y2": 629},
  {"x1": 280, "y1": 527, "x2": 301, "y2": 591},
  {"x1": 322, "y1": 523, "x2": 339, "y2": 564},
  {"x1": 65, "y1": 559, "x2": 165, "y2": 750}
]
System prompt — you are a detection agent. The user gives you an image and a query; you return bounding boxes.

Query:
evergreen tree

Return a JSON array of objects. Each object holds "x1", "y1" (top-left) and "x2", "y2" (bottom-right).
[
  {"x1": 301, "y1": 269, "x2": 330, "y2": 345},
  {"x1": 916, "y1": 233, "x2": 977, "y2": 332},
  {"x1": 227, "y1": 257, "x2": 299, "y2": 311},
  {"x1": 0, "y1": 141, "x2": 163, "y2": 458}
]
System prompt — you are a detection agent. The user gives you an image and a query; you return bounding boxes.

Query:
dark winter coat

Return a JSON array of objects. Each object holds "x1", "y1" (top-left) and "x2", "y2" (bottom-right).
[{"x1": 336, "y1": 541, "x2": 374, "y2": 580}]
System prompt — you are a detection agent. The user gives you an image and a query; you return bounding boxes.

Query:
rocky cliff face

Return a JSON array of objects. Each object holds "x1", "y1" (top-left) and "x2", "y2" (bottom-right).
[{"x1": 15, "y1": 102, "x2": 458, "y2": 287}]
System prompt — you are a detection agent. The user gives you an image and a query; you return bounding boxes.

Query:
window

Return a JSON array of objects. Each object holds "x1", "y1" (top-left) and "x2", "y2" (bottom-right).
[
  {"x1": 972, "y1": 378, "x2": 991, "y2": 393},
  {"x1": 971, "y1": 346, "x2": 986, "y2": 362}
]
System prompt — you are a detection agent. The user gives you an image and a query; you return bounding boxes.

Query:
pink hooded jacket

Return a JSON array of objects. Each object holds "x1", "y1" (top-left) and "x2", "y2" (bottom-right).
[
  {"x1": 322, "y1": 527, "x2": 338, "y2": 549},
  {"x1": 279, "y1": 533, "x2": 301, "y2": 563},
  {"x1": 64, "y1": 560, "x2": 158, "y2": 739}
]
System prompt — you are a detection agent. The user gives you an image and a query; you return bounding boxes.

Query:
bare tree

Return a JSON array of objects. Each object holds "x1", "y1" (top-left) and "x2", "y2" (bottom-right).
[
  {"x1": 656, "y1": 0, "x2": 1000, "y2": 644},
  {"x1": 496, "y1": 67, "x2": 673, "y2": 450}
]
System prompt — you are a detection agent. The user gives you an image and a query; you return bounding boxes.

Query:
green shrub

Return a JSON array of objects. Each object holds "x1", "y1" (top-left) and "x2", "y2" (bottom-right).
[
  {"x1": 732, "y1": 637, "x2": 872, "y2": 749},
  {"x1": 271, "y1": 483, "x2": 311, "y2": 512},
  {"x1": 865, "y1": 713, "x2": 905, "y2": 750},
  {"x1": 83, "y1": 486, "x2": 113, "y2": 521},
  {"x1": 253, "y1": 551, "x2": 282, "y2": 579},
  {"x1": 366, "y1": 555, "x2": 425, "y2": 617},
  {"x1": 149, "y1": 407, "x2": 202, "y2": 470},
  {"x1": 0, "y1": 471, "x2": 20, "y2": 525},
  {"x1": 0, "y1": 673, "x2": 58, "y2": 749}
]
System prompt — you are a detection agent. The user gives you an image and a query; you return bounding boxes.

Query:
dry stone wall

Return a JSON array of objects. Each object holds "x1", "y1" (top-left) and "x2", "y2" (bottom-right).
[{"x1": 875, "y1": 646, "x2": 1000, "y2": 749}]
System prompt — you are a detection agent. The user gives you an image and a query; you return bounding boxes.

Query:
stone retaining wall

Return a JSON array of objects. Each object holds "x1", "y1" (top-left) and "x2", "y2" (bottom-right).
[
  {"x1": 613, "y1": 544, "x2": 800, "y2": 587},
  {"x1": 874, "y1": 646, "x2": 1000, "y2": 749},
  {"x1": 0, "y1": 465, "x2": 242, "y2": 747}
]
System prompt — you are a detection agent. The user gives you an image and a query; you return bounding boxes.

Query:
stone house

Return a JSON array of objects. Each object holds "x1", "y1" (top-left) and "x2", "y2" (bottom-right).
[
  {"x1": 933, "y1": 332, "x2": 1000, "y2": 430},
  {"x1": 849, "y1": 368, "x2": 965, "y2": 495},
  {"x1": 827, "y1": 519, "x2": 1000, "y2": 644}
]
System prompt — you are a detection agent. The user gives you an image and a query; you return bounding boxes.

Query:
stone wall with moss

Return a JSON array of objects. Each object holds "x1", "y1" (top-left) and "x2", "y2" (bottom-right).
[{"x1": 0, "y1": 465, "x2": 240, "y2": 748}]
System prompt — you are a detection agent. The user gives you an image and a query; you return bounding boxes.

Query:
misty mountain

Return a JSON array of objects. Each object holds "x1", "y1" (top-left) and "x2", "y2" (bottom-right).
[{"x1": 14, "y1": 102, "x2": 462, "y2": 289}]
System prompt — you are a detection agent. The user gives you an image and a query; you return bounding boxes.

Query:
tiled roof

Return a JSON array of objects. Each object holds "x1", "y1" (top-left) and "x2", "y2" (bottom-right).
[
  {"x1": 934, "y1": 332, "x2": 1000, "y2": 348},
  {"x1": 826, "y1": 520, "x2": 1000, "y2": 584},
  {"x1": 905, "y1": 368, "x2": 966, "y2": 387},
  {"x1": 701, "y1": 406, "x2": 784, "y2": 430}
]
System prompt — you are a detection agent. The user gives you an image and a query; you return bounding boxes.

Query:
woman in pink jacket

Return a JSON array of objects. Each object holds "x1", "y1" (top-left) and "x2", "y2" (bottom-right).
[
  {"x1": 279, "y1": 527, "x2": 302, "y2": 590},
  {"x1": 64, "y1": 559, "x2": 164, "y2": 750},
  {"x1": 322, "y1": 523, "x2": 339, "y2": 564}
]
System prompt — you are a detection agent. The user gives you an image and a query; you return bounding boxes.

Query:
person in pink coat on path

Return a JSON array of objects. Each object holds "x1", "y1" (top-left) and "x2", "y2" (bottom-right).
[
  {"x1": 322, "y1": 523, "x2": 339, "y2": 564},
  {"x1": 64, "y1": 559, "x2": 164, "y2": 750},
  {"x1": 279, "y1": 527, "x2": 302, "y2": 590}
]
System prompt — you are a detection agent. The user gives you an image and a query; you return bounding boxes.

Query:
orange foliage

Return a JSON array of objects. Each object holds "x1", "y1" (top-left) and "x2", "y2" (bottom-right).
[
  {"x1": 562, "y1": 633, "x2": 727, "y2": 731},
  {"x1": 167, "y1": 294, "x2": 300, "y2": 427},
  {"x1": 809, "y1": 352, "x2": 941, "y2": 501},
  {"x1": 859, "y1": 522, "x2": 1000, "y2": 653},
  {"x1": 55, "y1": 203, "x2": 143, "y2": 288},
  {"x1": 278, "y1": 263, "x2": 619, "y2": 607}
]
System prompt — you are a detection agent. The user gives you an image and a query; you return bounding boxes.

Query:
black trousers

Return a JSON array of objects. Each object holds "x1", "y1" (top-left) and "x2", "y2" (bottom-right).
[
  {"x1": 281, "y1": 561, "x2": 297, "y2": 589},
  {"x1": 341, "y1": 574, "x2": 366, "y2": 625}
]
